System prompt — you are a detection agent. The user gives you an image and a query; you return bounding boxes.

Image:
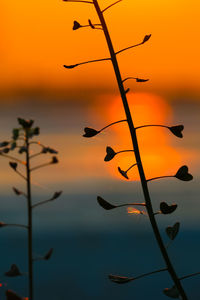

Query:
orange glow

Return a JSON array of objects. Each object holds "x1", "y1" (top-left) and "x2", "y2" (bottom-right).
[
  {"x1": 127, "y1": 207, "x2": 146, "y2": 215},
  {"x1": 0, "y1": 0, "x2": 200, "y2": 96},
  {"x1": 102, "y1": 92, "x2": 183, "y2": 179}
]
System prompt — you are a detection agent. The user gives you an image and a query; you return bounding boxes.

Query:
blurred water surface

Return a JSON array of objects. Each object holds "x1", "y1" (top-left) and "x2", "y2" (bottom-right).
[{"x1": 0, "y1": 97, "x2": 199, "y2": 299}]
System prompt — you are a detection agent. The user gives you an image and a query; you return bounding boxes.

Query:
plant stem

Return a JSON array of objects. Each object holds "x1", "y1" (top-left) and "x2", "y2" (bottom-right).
[
  {"x1": 135, "y1": 124, "x2": 169, "y2": 130},
  {"x1": 92, "y1": 1, "x2": 188, "y2": 299},
  {"x1": 100, "y1": 119, "x2": 127, "y2": 132},
  {"x1": 25, "y1": 131, "x2": 33, "y2": 300}
]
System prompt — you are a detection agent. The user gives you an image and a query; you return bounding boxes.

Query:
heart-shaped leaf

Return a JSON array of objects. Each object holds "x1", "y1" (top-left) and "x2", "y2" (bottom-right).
[
  {"x1": 9, "y1": 162, "x2": 17, "y2": 171},
  {"x1": 83, "y1": 127, "x2": 100, "y2": 138},
  {"x1": 163, "y1": 286, "x2": 180, "y2": 298},
  {"x1": 169, "y1": 125, "x2": 184, "y2": 138},
  {"x1": 5, "y1": 264, "x2": 21, "y2": 277},
  {"x1": 12, "y1": 129, "x2": 19, "y2": 140},
  {"x1": 2, "y1": 147, "x2": 10, "y2": 153},
  {"x1": 109, "y1": 274, "x2": 133, "y2": 284},
  {"x1": 73, "y1": 21, "x2": 82, "y2": 30},
  {"x1": 44, "y1": 248, "x2": 53, "y2": 260},
  {"x1": 51, "y1": 156, "x2": 58, "y2": 164},
  {"x1": 142, "y1": 34, "x2": 151, "y2": 44},
  {"x1": 13, "y1": 187, "x2": 23, "y2": 196},
  {"x1": 6, "y1": 290, "x2": 23, "y2": 300},
  {"x1": 118, "y1": 167, "x2": 129, "y2": 179},
  {"x1": 166, "y1": 222, "x2": 180, "y2": 240},
  {"x1": 10, "y1": 142, "x2": 17, "y2": 150},
  {"x1": 0, "y1": 141, "x2": 9, "y2": 147},
  {"x1": 97, "y1": 196, "x2": 116, "y2": 210},
  {"x1": 136, "y1": 78, "x2": 149, "y2": 83},
  {"x1": 18, "y1": 146, "x2": 27, "y2": 154},
  {"x1": 18, "y1": 118, "x2": 34, "y2": 129},
  {"x1": 175, "y1": 166, "x2": 193, "y2": 181},
  {"x1": 0, "y1": 221, "x2": 6, "y2": 227},
  {"x1": 104, "y1": 146, "x2": 116, "y2": 162},
  {"x1": 160, "y1": 202, "x2": 177, "y2": 215},
  {"x1": 52, "y1": 191, "x2": 62, "y2": 200}
]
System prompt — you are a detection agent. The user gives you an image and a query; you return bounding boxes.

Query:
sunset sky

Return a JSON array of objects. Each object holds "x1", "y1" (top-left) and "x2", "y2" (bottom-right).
[{"x1": 1, "y1": 0, "x2": 200, "y2": 98}]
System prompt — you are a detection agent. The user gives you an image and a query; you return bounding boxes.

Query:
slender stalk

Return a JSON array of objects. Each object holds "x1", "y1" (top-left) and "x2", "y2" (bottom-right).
[
  {"x1": 116, "y1": 149, "x2": 134, "y2": 154},
  {"x1": 180, "y1": 272, "x2": 200, "y2": 281},
  {"x1": 25, "y1": 131, "x2": 33, "y2": 300},
  {"x1": 92, "y1": 1, "x2": 188, "y2": 299},
  {"x1": 135, "y1": 124, "x2": 169, "y2": 130},
  {"x1": 102, "y1": 0, "x2": 122, "y2": 13},
  {"x1": 126, "y1": 163, "x2": 137, "y2": 173},
  {"x1": 133, "y1": 267, "x2": 167, "y2": 282},
  {"x1": 32, "y1": 199, "x2": 54, "y2": 209},
  {"x1": 100, "y1": 119, "x2": 127, "y2": 132},
  {"x1": 0, "y1": 153, "x2": 25, "y2": 165},
  {"x1": 147, "y1": 175, "x2": 174, "y2": 182},
  {"x1": 115, "y1": 202, "x2": 146, "y2": 208},
  {"x1": 4, "y1": 224, "x2": 28, "y2": 229}
]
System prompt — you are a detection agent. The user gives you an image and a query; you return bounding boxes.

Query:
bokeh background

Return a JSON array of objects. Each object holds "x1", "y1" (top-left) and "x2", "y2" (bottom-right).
[{"x1": 0, "y1": 0, "x2": 200, "y2": 299}]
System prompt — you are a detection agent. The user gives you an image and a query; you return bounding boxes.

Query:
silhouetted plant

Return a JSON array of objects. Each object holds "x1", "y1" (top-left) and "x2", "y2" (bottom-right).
[
  {"x1": 0, "y1": 118, "x2": 61, "y2": 300},
  {"x1": 63, "y1": 1, "x2": 199, "y2": 299}
]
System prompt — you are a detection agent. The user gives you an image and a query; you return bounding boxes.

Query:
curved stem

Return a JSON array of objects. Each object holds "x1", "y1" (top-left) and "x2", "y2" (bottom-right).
[
  {"x1": 15, "y1": 169, "x2": 27, "y2": 181},
  {"x1": 116, "y1": 41, "x2": 143, "y2": 55},
  {"x1": 180, "y1": 272, "x2": 200, "y2": 281},
  {"x1": 135, "y1": 124, "x2": 169, "y2": 130},
  {"x1": 30, "y1": 152, "x2": 43, "y2": 159},
  {"x1": 102, "y1": 0, "x2": 122, "y2": 13},
  {"x1": 0, "y1": 153, "x2": 25, "y2": 165},
  {"x1": 126, "y1": 163, "x2": 137, "y2": 173},
  {"x1": 117, "y1": 149, "x2": 134, "y2": 154},
  {"x1": 147, "y1": 175, "x2": 174, "y2": 182},
  {"x1": 63, "y1": 0, "x2": 93, "y2": 4},
  {"x1": 3, "y1": 224, "x2": 28, "y2": 229},
  {"x1": 64, "y1": 57, "x2": 110, "y2": 69},
  {"x1": 32, "y1": 199, "x2": 54, "y2": 209},
  {"x1": 116, "y1": 202, "x2": 146, "y2": 208},
  {"x1": 133, "y1": 267, "x2": 167, "y2": 281},
  {"x1": 92, "y1": 2, "x2": 188, "y2": 299},
  {"x1": 30, "y1": 162, "x2": 51, "y2": 172},
  {"x1": 100, "y1": 119, "x2": 127, "y2": 132}
]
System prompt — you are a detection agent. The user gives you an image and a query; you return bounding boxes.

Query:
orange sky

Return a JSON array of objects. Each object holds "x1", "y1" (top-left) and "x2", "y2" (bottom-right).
[{"x1": 1, "y1": 0, "x2": 200, "y2": 97}]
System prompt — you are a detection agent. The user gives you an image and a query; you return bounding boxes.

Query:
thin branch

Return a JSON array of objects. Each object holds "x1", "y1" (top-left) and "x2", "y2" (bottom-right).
[
  {"x1": 116, "y1": 42, "x2": 143, "y2": 55},
  {"x1": 63, "y1": 0, "x2": 93, "y2": 4},
  {"x1": 135, "y1": 124, "x2": 169, "y2": 130},
  {"x1": 15, "y1": 169, "x2": 27, "y2": 181},
  {"x1": 63, "y1": 57, "x2": 111, "y2": 69},
  {"x1": 32, "y1": 199, "x2": 55, "y2": 209},
  {"x1": 3, "y1": 223, "x2": 28, "y2": 229},
  {"x1": 100, "y1": 119, "x2": 127, "y2": 132},
  {"x1": 126, "y1": 163, "x2": 137, "y2": 173},
  {"x1": 0, "y1": 153, "x2": 25, "y2": 165},
  {"x1": 109, "y1": 268, "x2": 167, "y2": 283},
  {"x1": 117, "y1": 150, "x2": 134, "y2": 154},
  {"x1": 102, "y1": 0, "x2": 123, "y2": 13},
  {"x1": 147, "y1": 175, "x2": 174, "y2": 182},
  {"x1": 115, "y1": 202, "x2": 146, "y2": 208},
  {"x1": 180, "y1": 272, "x2": 200, "y2": 281},
  {"x1": 30, "y1": 152, "x2": 43, "y2": 159},
  {"x1": 122, "y1": 77, "x2": 149, "y2": 83},
  {"x1": 30, "y1": 162, "x2": 51, "y2": 172}
]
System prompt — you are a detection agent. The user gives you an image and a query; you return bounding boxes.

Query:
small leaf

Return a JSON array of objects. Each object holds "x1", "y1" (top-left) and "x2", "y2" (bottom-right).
[
  {"x1": 5, "y1": 264, "x2": 21, "y2": 277},
  {"x1": 175, "y1": 166, "x2": 193, "y2": 181},
  {"x1": 118, "y1": 167, "x2": 129, "y2": 180},
  {"x1": 13, "y1": 187, "x2": 23, "y2": 196},
  {"x1": 63, "y1": 64, "x2": 79, "y2": 69},
  {"x1": 88, "y1": 19, "x2": 95, "y2": 29},
  {"x1": 10, "y1": 142, "x2": 17, "y2": 150},
  {"x1": 0, "y1": 221, "x2": 6, "y2": 227},
  {"x1": 12, "y1": 129, "x2": 19, "y2": 140},
  {"x1": 18, "y1": 118, "x2": 34, "y2": 128},
  {"x1": 97, "y1": 196, "x2": 116, "y2": 210},
  {"x1": 166, "y1": 222, "x2": 180, "y2": 240},
  {"x1": 2, "y1": 147, "x2": 10, "y2": 153},
  {"x1": 73, "y1": 21, "x2": 82, "y2": 30},
  {"x1": 136, "y1": 78, "x2": 149, "y2": 83},
  {"x1": 0, "y1": 141, "x2": 9, "y2": 147},
  {"x1": 83, "y1": 127, "x2": 100, "y2": 138},
  {"x1": 18, "y1": 146, "x2": 27, "y2": 154},
  {"x1": 44, "y1": 248, "x2": 53, "y2": 260},
  {"x1": 160, "y1": 202, "x2": 177, "y2": 215},
  {"x1": 9, "y1": 162, "x2": 18, "y2": 171},
  {"x1": 52, "y1": 191, "x2": 62, "y2": 200},
  {"x1": 169, "y1": 125, "x2": 184, "y2": 138},
  {"x1": 142, "y1": 34, "x2": 151, "y2": 44},
  {"x1": 163, "y1": 286, "x2": 180, "y2": 298},
  {"x1": 33, "y1": 127, "x2": 40, "y2": 135},
  {"x1": 48, "y1": 147, "x2": 58, "y2": 154},
  {"x1": 104, "y1": 146, "x2": 116, "y2": 162},
  {"x1": 125, "y1": 88, "x2": 130, "y2": 94},
  {"x1": 6, "y1": 290, "x2": 23, "y2": 300},
  {"x1": 109, "y1": 274, "x2": 133, "y2": 284},
  {"x1": 51, "y1": 156, "x2": 58, "y2": 164}
]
